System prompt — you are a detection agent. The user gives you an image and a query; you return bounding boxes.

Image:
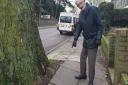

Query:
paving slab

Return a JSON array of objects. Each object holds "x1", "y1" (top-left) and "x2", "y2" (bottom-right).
[
  {"x1": 78, "y1": 79, "x2": 88, "y2": 85},
  {"x1": 78, "y1": 62, "x2": 108, "y2": 85},
  {"x1": 48, "y1": 38, "x2": 83, "y2": 62},
  {"x1": 50, "y1": 64, "x2": 79, "y2": 85},
  {"x1": 62, "y1": 60, "x2": 80, "y2": 73},
  {"x1": 48, "y1": 37, "x2": 110, "y2": 85}
]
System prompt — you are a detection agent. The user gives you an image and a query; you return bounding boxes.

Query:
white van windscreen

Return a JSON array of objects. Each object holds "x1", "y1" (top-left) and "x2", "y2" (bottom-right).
[{"x1": 60, "y1": 16, "x2": 72, "y2": 23}]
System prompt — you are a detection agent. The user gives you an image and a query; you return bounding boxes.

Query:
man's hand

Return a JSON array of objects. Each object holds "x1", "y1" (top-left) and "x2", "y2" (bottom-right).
[
  {"x1": 72, "y1": 40, "x2": 77, "y2": 48},
  {"x1": 96, "y1": 39, "x2": 101, "y2": 46}
]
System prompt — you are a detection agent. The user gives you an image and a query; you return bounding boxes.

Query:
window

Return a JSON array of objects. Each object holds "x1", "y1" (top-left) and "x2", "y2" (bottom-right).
[{"x1": 60, "y1": 16, "x2": 72, "y2": 23}]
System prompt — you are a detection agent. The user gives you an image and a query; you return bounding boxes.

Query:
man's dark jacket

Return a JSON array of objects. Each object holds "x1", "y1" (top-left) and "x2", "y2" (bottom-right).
[{"x1": 74, "y1": 4, "x2": 103, "y2": 49}]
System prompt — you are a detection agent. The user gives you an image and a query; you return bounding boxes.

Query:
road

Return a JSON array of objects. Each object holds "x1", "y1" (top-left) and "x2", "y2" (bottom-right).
[{"x1": 39, "y1": 27, "x2": 73, "y2": 54}]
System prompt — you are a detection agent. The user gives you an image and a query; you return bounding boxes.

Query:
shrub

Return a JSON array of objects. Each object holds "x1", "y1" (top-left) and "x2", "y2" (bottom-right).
[
  {"x1": 99, "y1": 2, "x2": 128, "y2": 31},
  {"x1": 99, "y1": 2, "x2": 114, "y2": 33},
  {"x1": 112, "y1": 9, "x2": 128, "y2": 27}
]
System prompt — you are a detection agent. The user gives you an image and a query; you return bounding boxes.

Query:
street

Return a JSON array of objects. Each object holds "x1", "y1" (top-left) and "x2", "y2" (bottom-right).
[{"x1": 39, "y1": 27, "x2": 73, "y2": 54}]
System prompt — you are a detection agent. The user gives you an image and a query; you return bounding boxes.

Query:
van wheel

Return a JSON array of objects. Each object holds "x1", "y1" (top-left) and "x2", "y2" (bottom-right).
[{"x1": 60, "y1": 31, "x2": 63, "y2": 34}]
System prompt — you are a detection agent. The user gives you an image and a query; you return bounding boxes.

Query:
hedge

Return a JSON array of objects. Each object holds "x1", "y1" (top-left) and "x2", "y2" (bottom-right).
[
  {"x1": 99, "y1": 2, "x2": 128, "y2": 32},
  {"x1": 99, "y1": 2, "x2": 114, "y2": 33},
  {"x1": 112, "y1": 9, "x2": 128, "y2": 27}
]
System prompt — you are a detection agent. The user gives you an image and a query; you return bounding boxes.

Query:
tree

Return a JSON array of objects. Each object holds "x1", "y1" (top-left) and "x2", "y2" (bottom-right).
[
  {"x1": 0, "y1": 0, "x2": 48, "y2": 85},
  {"x1": 40, "y1": 0, "x2": 65, "y2": 18}
]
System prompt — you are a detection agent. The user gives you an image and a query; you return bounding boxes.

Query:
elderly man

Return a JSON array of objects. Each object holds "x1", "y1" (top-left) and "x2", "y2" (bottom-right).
[{"x1": 72, "y1": 0, "x2": 103, "y2": 85}]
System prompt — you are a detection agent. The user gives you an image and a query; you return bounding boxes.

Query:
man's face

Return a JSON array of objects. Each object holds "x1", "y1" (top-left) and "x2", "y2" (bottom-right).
[{"x1": 76, "y1": 0, "x2": 85, "y2": 10}]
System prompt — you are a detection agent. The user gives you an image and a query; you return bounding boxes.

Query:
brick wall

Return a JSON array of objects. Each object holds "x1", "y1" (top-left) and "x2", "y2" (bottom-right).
[
  {"x1": 114, "y1": 28, "x2": 128, "y2": 85},
  {"x1": 108, "y1": 33, "x2": 116, "y2": 67},
  {"x1": 39, "y1": 19, "x2": 57, "y2": 27}
]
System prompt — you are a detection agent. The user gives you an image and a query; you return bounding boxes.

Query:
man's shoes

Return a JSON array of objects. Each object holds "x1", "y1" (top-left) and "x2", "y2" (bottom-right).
[
  {"x1": 75, "y1": 75, "x2": 87, "y2": 80},
  {"x1": 88, "y1": 81, "x2": 93, "y2": 85}
]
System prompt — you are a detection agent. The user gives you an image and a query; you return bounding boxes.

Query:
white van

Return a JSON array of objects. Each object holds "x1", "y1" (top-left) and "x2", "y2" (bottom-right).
[{"x1": 57, "y1": 12, "x2": 79, "y2": 34}]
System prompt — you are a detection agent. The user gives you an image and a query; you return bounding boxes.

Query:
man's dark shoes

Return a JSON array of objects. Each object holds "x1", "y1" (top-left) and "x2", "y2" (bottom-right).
[
  {"x1": 75, "y1": 75, "x2": 87, "y2": 80},
  {"x1": 88, "y1": 81, "x2": 93, "y2": 85}
]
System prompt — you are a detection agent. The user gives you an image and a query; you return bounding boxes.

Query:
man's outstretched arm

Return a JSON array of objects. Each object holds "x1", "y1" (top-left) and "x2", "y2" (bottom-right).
[{"x1": 72, "y1": 21, "x2": 82, "y2": 47}]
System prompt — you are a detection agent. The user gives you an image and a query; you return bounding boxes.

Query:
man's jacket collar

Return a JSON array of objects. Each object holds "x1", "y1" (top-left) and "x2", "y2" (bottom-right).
[{"x1": 82, "y1": 3, "x2": 91, "y2": 15}]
